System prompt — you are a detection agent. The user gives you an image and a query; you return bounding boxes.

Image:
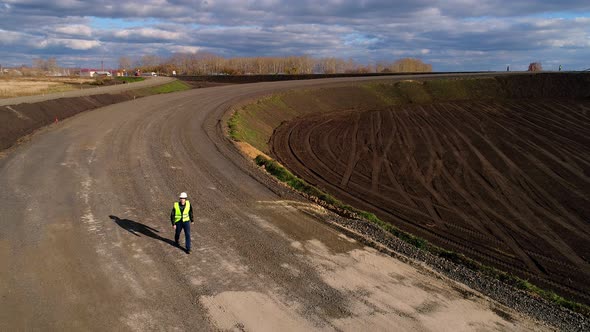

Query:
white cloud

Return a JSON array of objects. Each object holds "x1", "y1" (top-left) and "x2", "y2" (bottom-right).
[
  {"x1": 61, "y1": 39, "x2": 101, "y2": 50},
  {"x1": 545, "y1": 38, "x2": 590, "y2": 48},
  {"x1": 55, "y1": 24, "x2": 93, "y2": 37},
  {"x1": 169, "y1": 45, "x2": 200, "y2": 53},
  {"x1": 35, "y1": 38, "x2": 101, "y2": 50},
  {"x1": 0, "y1": 29, "x2": 22, "y2": 44},
  {"x1": 113, "y1": 28, "x2": 183, "y2": 41}
]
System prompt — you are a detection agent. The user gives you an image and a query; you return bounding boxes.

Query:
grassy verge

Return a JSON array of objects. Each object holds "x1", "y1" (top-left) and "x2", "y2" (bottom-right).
[
  {"x1": 228, "y1": 112, "x2": 266, "y2": 147},
  {"x1": 131, "y1": 80, "x2": 191, "y2": 97},
  {"x1": 362, "y1": 77, "x2": 505, "y2": 105},
  {"x1": 145, "y1": 80, "x2": 191, "y2": 94},
  {"x1": 228, "y1": 110, "x2": 243, "y2": 141},
  {"x1": 252, "y1": 154, "x2": 590, "y2": 317}
]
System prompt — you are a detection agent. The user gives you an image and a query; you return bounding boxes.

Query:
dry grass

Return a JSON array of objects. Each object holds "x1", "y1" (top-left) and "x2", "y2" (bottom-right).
[{"x1": 0, "y1": 77, "x2": 95, "y2": 98}]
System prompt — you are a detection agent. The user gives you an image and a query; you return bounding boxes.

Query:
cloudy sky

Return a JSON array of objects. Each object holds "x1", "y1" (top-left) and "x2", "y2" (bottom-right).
[{"x1": 1, "y1": 0, "x2": 589, "y2": 71}]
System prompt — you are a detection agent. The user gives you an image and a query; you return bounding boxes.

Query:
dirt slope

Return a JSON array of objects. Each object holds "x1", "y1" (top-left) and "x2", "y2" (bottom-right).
[{"x1": 270, "y1": 98, "x2": 590, "y2": 304}]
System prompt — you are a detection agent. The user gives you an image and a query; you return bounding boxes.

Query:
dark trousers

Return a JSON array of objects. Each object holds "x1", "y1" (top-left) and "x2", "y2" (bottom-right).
[{"x1": 174, "y1": 221, "x2": 191, "y2": 250}]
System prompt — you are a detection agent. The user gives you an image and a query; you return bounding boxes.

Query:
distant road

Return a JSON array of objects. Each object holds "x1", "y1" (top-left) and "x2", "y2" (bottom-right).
[{"x1": 0, "y1": 76, "x2": 174, "y2": 106}]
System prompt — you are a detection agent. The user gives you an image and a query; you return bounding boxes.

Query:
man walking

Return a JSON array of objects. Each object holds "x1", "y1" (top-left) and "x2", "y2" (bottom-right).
[{"x1": 170, "y1": 192, "x2": 194, "y2": 254}]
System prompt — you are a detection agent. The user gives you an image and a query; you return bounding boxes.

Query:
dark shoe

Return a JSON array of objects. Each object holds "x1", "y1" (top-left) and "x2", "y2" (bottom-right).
[
  {"x1": 186, "y1": 249, "x2": 191, "y2": 254},
  {"x1": 174, "y1": 241, "x2": 180, "y2": 247}
]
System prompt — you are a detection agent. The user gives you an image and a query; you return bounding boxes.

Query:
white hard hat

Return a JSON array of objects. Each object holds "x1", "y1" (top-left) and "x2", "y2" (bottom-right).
[{"x1": 179, "y1": 192, "x2": 188, "y2": 198}]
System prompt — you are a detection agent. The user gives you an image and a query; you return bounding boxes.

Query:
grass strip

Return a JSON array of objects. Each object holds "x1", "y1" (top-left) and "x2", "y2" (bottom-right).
[
  {"x1": 228, "y1": 111, "x2": 241, "y2": 141},
  {"x1": 146, "y1": 80, "x2": 191, "y2": 94},
  {"x1": 252, "y1": 153, "x2": 590, "y2": 317},
  {"x1": 131, "y1": 80, "x2": 191, "y2": 97}
]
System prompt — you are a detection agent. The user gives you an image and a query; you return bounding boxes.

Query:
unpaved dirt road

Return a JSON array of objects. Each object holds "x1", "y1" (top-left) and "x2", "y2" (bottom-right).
[{"x1": 0, "y1": 76, "x2": 548, "y2": 331}]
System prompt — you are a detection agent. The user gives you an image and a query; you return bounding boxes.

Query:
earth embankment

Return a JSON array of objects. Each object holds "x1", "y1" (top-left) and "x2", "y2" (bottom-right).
[
  {"x1": 0, "y1": 94, "x2": 132, "y2": 151},
  {"x1": 232, "y1": 73, "x2": 590, "y2": 305},
  {"x1": 0, "y1": 77, "x2": 183, "y2": 151}
]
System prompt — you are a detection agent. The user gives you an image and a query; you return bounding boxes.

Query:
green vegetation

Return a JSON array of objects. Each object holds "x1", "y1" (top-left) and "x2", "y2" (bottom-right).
[
  {"x1": 146, "y1": 80, "x2": 191, "y2": 94},
  {"x1": 131, "y1": 80, "x2": 191, "y2": 97},
  {"x1": 228, "y1": 111, "x2": 241, "y2": 141},
  {"x1": 234, "y1": 93, "x2": 294, "y2": 151},
  {"x1": 228, "y1": 110, "x2": 265, "y2": 147},
  {"x1": 394, "y1": 80, "x2": 433, "y2": 103},
  {"x1": 364, "y1": 77, "x2": 506, "y2": 105}
]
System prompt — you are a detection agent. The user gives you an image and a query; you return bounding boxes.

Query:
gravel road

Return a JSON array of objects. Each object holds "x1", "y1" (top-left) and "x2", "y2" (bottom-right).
[{"x1": 0, "y1": 75, "x2": 561, "y2": 331}]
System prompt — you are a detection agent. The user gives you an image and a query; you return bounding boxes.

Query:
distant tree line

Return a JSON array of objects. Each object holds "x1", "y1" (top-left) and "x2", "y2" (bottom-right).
[
  {"x1": 4, "y1": 57, "x2": 71, "y2": 76},
  {"x1": 119, "y1": 53, "x2": 433, "y2": 75},
  {"x1": 1, "y1": 54, "x2": 432, "y2": 77},
  {"x1": 32, "y1": 57, "x2": 59, "y2": 73}
]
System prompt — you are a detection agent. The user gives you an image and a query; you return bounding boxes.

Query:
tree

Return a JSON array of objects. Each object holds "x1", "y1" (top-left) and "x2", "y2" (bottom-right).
[
  {"x1": 32, "y1": 57, "x2": 59, "y2": 74},
  {"x1": 528, "y1": 62, "x2": 543, "y2": 71},
  {"x1": 32, "y1": 58, "x2": 46, "y2": 70},
  {"x1": 119, "y1": 56, "x2": 132, "y2": 71},
  {"x1": 390, "y1": 58, "x2": 432, "y2": 72},
  {"x1": 139, "y1": 55, "x2": 163, "y2": 72},
  {"x1": 46, "y1": 58, "x2": 58, "y2": 73},
  {"x1": 318, "y1": 57, "x2": 338, "y2": 74}
]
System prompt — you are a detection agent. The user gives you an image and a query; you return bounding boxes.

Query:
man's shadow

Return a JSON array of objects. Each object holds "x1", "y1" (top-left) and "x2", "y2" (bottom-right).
[{"x1": 109, "y1": 215, "x2": 181, "y2": 250}]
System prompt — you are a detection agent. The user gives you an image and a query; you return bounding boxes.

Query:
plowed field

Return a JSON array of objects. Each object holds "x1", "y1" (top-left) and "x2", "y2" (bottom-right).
[{"x1": 270, "y1": 99, "x2": 590, "y2": 304}]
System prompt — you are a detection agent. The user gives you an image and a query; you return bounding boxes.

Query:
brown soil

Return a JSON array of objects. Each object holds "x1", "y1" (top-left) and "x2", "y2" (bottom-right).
[
  {"x1": 0, "y1": 77, "x2": 175, "y2": 152},
  {"x1": 181, "y1": 81, "x2": 234, "y2": 89},
  {"x1": 0, "y1": 94, "x2": 134, "y2": 151},
  {"x1": 270, "y1": 98, "x2": 590, "y2": 304}
]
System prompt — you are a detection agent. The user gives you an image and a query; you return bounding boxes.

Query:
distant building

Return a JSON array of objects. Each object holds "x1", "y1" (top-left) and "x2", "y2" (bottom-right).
[
  {"x1": 95, "y1": 71, "x2": 112, "y2": 77},
  {"x1": 80, "y1": 68, "x2": 116, "y2": 77}
]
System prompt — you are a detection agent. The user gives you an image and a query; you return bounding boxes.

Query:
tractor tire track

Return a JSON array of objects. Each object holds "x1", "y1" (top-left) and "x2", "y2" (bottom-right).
[{"x1": 271, "y1": 99, "x2": 590, "y2": 304}]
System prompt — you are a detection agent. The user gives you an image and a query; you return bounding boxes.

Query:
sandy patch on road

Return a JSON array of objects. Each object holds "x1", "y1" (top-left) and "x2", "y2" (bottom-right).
[
  {"x1": 304, "y1": 239, "x2": 544, "y2": 331},
  {"x1": 201, "y1": 291, "x2": 321, "y2": 331},
  {"x1": 199, "y1": 236, "x2": 545, "y2": 331}
]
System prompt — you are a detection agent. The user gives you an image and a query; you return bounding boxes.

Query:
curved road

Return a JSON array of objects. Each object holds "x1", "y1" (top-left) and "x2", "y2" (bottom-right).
[{"x1": 0, "y1": 76, "x2": 546, "y2": 331}]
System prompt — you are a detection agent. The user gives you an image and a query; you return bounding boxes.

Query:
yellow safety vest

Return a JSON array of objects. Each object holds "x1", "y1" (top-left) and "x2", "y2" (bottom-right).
[{"x1": 174, "y1": 201, "x2": 191, "y2": 223}]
